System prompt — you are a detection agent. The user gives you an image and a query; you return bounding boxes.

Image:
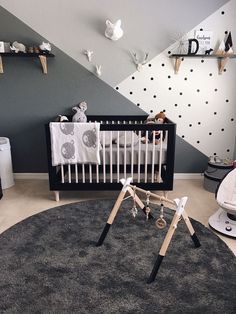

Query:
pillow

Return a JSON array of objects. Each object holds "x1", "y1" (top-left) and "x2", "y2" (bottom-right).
[
  {"x1": 114, "y1": 131, "x2": 139, "y2": 147},
  {"x1": 100, "y1": 131, "x2": 118, "y2": 147}
]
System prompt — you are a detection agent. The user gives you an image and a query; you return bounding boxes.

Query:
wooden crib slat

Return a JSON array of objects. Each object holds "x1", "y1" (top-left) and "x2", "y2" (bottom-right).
[
  {"x1": 75, "y1": 164, "x2": 78, "y2": 183},
  {"x1": 68, "y1": 164, "x2": 71, "y2": 183},
  {"x1": 61, "y1": 164, "x2": 64, "y2": 183},
  {"x1": 131, "y1": 131, "x2": 134, "y2": 179},
  {"x1": 158, "y1": 131, "x2": 163, "y2": 183},
  {"x1": 152, "y1": 131, "x2": 156, "y2": 183},
  {"x1": 89, "y1": 164, "x2": 92, "y2": 183},
  {"x1": 103, "y1": 131, "x2": 106, "y2": 183},
  {"x1": 96, "y1": 164, "x2": 99, "y2": 183},
  {"x1": 110, "y1": 131, "x2": 113, "y2": 183},
  {"x1": 138, "y1": 130, "x2": 141, "y2": 183},
  {"x1": 117, "y1": 131, "x2": 120, "y2": 182},
  {"x1": 82, "y1": 164, "x2": 85, "y2": 183},
  {"x1": 124, "y1": 131, "x2": 127, "y2": 179},
  {"x1": 145, "y1": 130, "x2": 148, "y2": 183}
]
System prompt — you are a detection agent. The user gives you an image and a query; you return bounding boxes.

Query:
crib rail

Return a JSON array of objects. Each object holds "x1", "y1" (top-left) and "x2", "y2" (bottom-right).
[{"x1": 45, "y1": 116, "x2": 176, "y2": 193}]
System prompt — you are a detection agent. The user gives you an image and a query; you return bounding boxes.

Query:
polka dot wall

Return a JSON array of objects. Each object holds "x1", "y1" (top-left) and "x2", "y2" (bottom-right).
[{"x1": 116, "y1": 0, "x2": 236, "y2": 160}]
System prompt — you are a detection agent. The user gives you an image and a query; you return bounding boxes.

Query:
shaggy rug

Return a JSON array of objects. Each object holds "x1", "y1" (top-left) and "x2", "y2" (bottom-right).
[{"x1": 0, "y1": 199, "x2": 235, "y2": 314}]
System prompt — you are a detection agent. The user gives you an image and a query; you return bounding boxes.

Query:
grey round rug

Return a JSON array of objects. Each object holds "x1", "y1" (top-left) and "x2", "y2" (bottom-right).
[{"x1": 0, "y1": 199, "x2": 235, "y2": 314}]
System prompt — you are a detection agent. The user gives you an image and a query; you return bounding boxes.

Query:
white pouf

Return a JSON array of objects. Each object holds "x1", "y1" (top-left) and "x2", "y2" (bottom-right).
[{"x1": 0, "y1": 137, "x2": 14, "y2": 189}]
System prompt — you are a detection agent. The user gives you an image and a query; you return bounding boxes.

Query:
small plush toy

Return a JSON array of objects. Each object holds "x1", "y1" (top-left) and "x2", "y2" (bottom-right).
[
  {"x1": 54, "y1": 115, "x2": 69, "y2": 122},
  {"x1": 72, "y1": 101, "x2": 88, "y2": 122},
  {"x1": 141, "y1": 111, "x2": 166, "y2": 144}
]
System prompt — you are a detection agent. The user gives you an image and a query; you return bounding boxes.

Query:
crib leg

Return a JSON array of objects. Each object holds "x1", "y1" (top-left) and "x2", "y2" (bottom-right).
[{"x1": 54, "y1": 191, "x2": 60, "y2": 202}]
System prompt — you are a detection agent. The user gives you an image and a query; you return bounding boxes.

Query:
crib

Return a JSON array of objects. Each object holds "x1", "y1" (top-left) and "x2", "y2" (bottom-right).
[{"x1": 45, "y1": 115, "x2": 176, "y2": 201}]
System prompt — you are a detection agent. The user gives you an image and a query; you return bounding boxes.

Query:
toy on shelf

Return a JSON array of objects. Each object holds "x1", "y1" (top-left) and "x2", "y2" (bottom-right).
[
  {"x1": 72, "y1": 101, "x2": 88, "y2": 122},
  {"x1": 96, "y1": 177, "x2": 201, "y2": 283}
]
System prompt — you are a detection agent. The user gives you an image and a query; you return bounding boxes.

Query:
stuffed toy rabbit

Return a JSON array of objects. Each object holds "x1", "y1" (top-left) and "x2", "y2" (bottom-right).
[{"x1": 72, "y1": 101, "x2": 87, "y2": 122}]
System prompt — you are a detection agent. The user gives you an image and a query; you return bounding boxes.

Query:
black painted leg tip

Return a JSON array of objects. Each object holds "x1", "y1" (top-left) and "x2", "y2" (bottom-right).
[
  {"x1": 147, "y1": 277, "x2": 155, "y2": 284},
  {"x1": 191, "y1": 233, "x2": 201, "y2": 248}
]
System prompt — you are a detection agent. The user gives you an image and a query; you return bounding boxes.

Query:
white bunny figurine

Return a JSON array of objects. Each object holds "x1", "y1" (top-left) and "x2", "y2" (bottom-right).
[
  {"x1": 105, "y1": 19, "x2": 124, "y2": 41},
  {"x1": 39, "y1": 42, "x2": 51, "y2": 52},
  {"x1": 95, "y1": 65, "x2": 102, "y2": 77}
]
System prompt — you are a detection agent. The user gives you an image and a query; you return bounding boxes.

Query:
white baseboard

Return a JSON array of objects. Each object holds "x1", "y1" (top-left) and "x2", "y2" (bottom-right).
[
  {"x1": 14, "y1": 173, "x2": 49, "y2": 180},
  {"x1": 14, "y1": 173, "x2": 203, "y2": 180},
  {"x1": 174, "y1": 173, "x2": 203, "y2": 179}
]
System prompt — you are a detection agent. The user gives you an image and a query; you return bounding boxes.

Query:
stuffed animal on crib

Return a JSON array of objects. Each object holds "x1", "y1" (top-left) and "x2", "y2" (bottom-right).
[
  {"x1": 72, "y1": 101, "x2": 88, "y2": 122},
  {"x1": 141, "y1": 111, "x2": 166, "y2": 144}
]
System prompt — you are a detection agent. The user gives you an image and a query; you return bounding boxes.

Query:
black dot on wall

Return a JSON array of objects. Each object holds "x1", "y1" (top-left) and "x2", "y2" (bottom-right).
[
  {"x1": 197, "y1": 89, "x2": 200, "y2": 92},
  {"x1": 137, "y1": 103, "x2": 140, "y2": 107},
  {"x1": 214, "y1": 112, "x2": 217, "y2": 115},
  {"x1": 153, "y1": 95, "x2": 157, "y2": 98},
  {"x1": 178, "y1": 115, "x2": 182, "y2": 118},
  {"x1": 205, "y1": 101, "x2": 208, "y2": 104},
  {"x1": 148, "y1": 64, "x2": 152, "y2": 67},
  {"x1": 201, "y1": 60, "x2": 204, "y2": 63},
  {"x1": 227, "y1": 149, "x2": 230, "y2": 152},
  {"x1": 214, "y1": 153, "x2": 217, "y2": 156},
  {"x1": 221, "y1": 128, "x2": 224, "y2": 132},
  {"x1": 209, "y1": 73, "x2": 213, "y2": 76},
  {"x1": 184, "y1": 77, "x2": 187, "y2": 81},
  {"x1": 221, "y1": 11, "x2": 225, "y2": 15},
  {"x1": 150, "y1": 110, "x2": 153, "y2": 113},
  {"x1": 150, "y1": 77, "x2": 154, "y2": 80},
  {"x1": 180, "y1": 92, "x2": 183, "y2": 95},
  {"x1": 226, "y1": 99, "x2": 229, "y2": 102},
  {"x1": 231, "y1": 118, "x2": 234, "y2": 121},
  {"x1": 209, "y1": 132, "x2": 212, "y2": 135},
  {"x1": 168, "y1": 51, "x2": 171, "y2": 54},
  {"x1": 116, "y1": 87, "x2": 119, "y2": 90},
  {"x1": 168, "y1": 75, "x2": 171, "y2": 79},
  {"x1": 225, "y1": 31, "x2": 228, "y2": 35},
  {"x1": 188, "y1": 104, "x2": 191, "y2": 107},
  {"x1": 182, "y1": 135, "x2": 185, "y2": 138},
  {"x1": 168, "y1": 87, "x2": 172, "y2": 90},
  {"x1": 223, "y1": 69, "x2": 227, "y2": 72},
  {"x1": 197, "y1": 141, "x2": 200, "y2": 144},
  {"x1": 214, "y1": 88, "x2": 218, "y2": 92},
  {"x1": 200, "y1": 28, "x2": 203, "y2": 31},
  {"x1": 132, "y1": 76, "x2": 135, "y2": 80},
  {"x1": 189, "y1": 124, "x2": 192, "y2": 127},
  {"x1": 190, "y1": 69, "x2": 193, "y2": 72},
  {"x1": 143, "y1": 88, "x2": 147, "y2": 91},
  {"x1": 161, "y1": 63, "x2": 165, "y2": 67},
  {"x1": 198, "y1": 122, "x2": 201, "y2": 125},
  {"x1": 162, "y1": 109, "x2": 166, "y2": 112},
  {"x1": 181, "y1": 57, "x2": 184, "y2": 61},
  {"x1": 175, "y1": 104, "x2": 178, "y2": 107},
  {"x1": 129, "y1": 91, "x2": 133, "y2": 95}
]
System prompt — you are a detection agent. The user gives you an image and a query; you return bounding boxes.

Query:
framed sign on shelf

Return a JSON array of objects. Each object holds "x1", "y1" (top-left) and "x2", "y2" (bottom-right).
[
  {"x1": 194, "y1": 30, "x2": 213, "y2": 54},
  {"x1": 0, "y1": 41, "x2": 5, "y2": 53}
]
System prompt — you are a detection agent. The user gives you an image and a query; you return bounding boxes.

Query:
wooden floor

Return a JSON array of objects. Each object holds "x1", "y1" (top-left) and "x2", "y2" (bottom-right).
[{"x1": 0, "y1": 178, "x2": 235, "y2": 255}]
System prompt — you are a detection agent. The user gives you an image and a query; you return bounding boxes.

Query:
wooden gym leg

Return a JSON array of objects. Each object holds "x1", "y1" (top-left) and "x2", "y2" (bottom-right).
[
  {"x1": 0, "y1": 55, "x2": 3, "y2": 73},
  {"x1": 96, "y1": 189, "x2": 126, "y2": 246},
  {"x1": 181, "y1": 210, "x2": 201, "y2": 248},
  {"x1": 147, "y1": 197, "x2": 187, "y2": 283}
]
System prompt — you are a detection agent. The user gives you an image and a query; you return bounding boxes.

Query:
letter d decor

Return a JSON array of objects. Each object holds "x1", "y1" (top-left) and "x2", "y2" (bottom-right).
[{"x1": 187, "y1": 39, "x2": 199, "y2": 55}]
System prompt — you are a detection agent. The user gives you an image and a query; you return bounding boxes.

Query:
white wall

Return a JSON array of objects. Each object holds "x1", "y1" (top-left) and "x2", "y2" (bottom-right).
[{"x1": 117, "y1": 0, "x2": 236, "y2": 160}]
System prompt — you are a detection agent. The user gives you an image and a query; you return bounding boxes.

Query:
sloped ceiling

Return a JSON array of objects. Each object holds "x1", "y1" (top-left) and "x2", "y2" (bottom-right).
[{"x1": 0, "y1": 0, "x2": 229, "y2": 86}]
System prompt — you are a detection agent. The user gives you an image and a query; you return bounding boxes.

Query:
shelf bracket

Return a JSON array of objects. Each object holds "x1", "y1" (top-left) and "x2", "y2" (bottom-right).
[
  {"x1": 174, "y1": 57, "x2": 182, "y2": 74},
  {"x1": 0, "y1": 55, "x2": 3, "y2": 74},
  {"x1": 39, "y1": 55, "x2": 47, "y2": 74},
  {"x1": 219, "y1": 57, "x2": 229, "y2": 74}
]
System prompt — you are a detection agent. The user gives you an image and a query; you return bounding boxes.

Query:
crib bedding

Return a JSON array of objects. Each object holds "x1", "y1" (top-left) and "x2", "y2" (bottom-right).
[{"x1": 101, "y1": 140, "x2": 167, "y2": 165}]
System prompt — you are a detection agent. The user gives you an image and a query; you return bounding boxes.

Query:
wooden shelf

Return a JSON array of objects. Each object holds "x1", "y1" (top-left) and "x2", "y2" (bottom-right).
[
  {"x1": 0, "y1": 52, "x2": 55, "y2": 74},
  {"x1": 169, "y1": 54, "x2": 236, "y2": 74}
]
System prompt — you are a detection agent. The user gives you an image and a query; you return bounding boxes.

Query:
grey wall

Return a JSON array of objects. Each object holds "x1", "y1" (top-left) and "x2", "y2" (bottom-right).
[
  {"x1": 0, "y1": 0, "x2": 228, "y2": 87},
  {"x1": 0, "y1": 7, "x2": 146, "y2": 172},
  {"x1": 0, "y1": 1, "x2": 230, "y2": 174}
]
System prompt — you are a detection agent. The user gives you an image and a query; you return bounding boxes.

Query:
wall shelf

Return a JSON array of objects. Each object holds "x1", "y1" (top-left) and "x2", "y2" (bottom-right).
[
  {"x1": 0, "y1": 52, "x2": 55, "y2": 74},
  {"x1": 169, "y1": 54, "x2": 236, "y2": 74}
]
